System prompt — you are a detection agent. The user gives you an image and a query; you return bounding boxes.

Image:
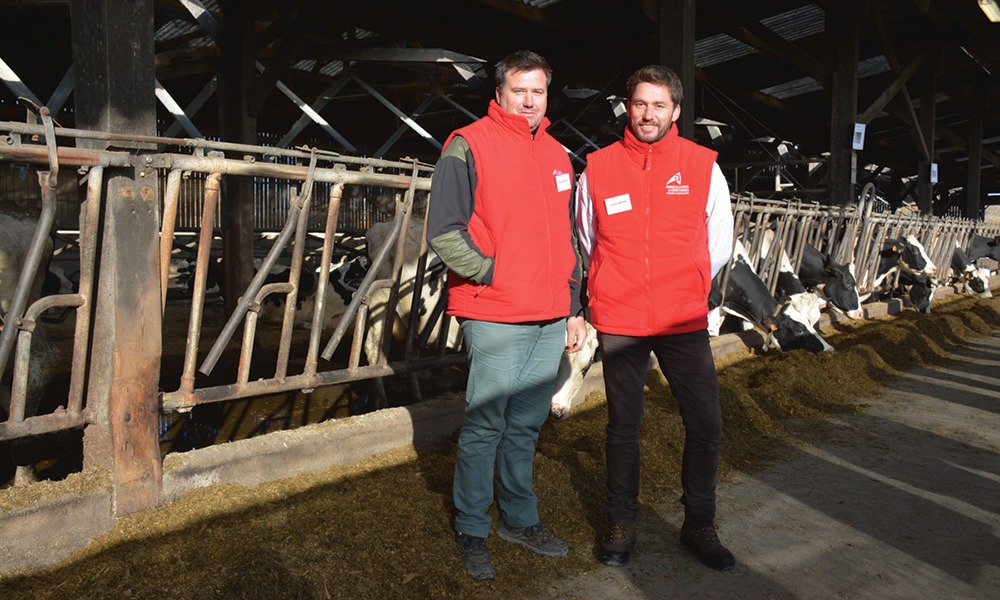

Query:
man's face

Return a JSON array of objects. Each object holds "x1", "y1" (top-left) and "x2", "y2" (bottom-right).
[
  {"x1": 496, "y1": 68, "x2": 548, "y2": 133},
  {"x1": 628, "y1": 82, "x2": 681, "y2": 143}
]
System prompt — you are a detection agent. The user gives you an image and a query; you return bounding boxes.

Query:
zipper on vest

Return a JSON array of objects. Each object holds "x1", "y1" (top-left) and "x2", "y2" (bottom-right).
[
  {"x1": 534, "y1": 139, "x2": 556, "y2": 311},
  {"x1": 644, "y1": 145, "x2": 652, "y2": 331}
]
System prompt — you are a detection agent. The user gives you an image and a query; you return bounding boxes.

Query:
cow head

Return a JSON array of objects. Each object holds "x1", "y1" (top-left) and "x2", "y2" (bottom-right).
[
  {"x1": 785, "y1": 291, "x2": 825, "y2": 328},
  {"x1": 824, "y1": 259, "x2": 864, "y2": 319},
  {"x1": 905, "y1": 274, "x2": 937, "y2": 314},
  {"x1": 767, "y1": 306, "x2": 833, "y2": 352},
  {"x1": 970, "y1": 267, "x2": 992, "y2": 298},
  {"x1": 898, "y1": 235, "x2": 937, "y2": 276}
]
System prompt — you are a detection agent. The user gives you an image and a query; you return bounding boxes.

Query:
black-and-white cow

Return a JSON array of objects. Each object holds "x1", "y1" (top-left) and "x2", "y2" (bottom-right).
[
  {"x1": 167, "y1": 255, "x2": 223, "y2": 299},
  {"x1": 950, "y1": 242, "x2": 992, "y2": 298},
  {"x1": 967, "y1": 235, "x2": 1000, "y2": 263},
  {"x1": 759, "y1": 231, "x2": 826, "y2": 328},
  {"x1": 549, "y1": 320, "x2": 598, "y2": 420},
  {"x1": 714, "y1": 240, "x2": 833, "y2": 352},
  {"x1": 1, "y1": 207, "x2": 61, "y2": 485},
  {"x1": 897, "y1": 271, "x2": 938, "y2": 313},
  {"x1": 257, "y1": 256, "x2": 366, "y2": 331},
  {"x1": 869, "y1": 234, "x2": 937, "y2": 293},
  {"x1": 1, "y1": 209, "x2": 51, "y2": 317},
  {"x1": 363, "y1": 220, "x2": 459, "y2": 366},
  {"x1": 364, "y1": 219, "x2": 600, "y2": 418},
  {"x1": 797, "y1": 244, "x2": 865, "y2": 320}
]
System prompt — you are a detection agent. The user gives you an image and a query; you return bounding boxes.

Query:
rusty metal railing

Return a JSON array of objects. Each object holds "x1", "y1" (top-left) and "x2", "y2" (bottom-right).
[{"x1": 0, "y1": 119, "x2": 462, "y2": 452}]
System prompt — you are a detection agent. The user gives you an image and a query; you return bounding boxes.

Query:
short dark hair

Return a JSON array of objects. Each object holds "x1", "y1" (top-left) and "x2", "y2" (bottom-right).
[
  {"x1": 626, "y1": 65, "x2": 683, "y2": 106},
  {"x1": 495, "y1": 50, "x2": 552, "y2": 90}
]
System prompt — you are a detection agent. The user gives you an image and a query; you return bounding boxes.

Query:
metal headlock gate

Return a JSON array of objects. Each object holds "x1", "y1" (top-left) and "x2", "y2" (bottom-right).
[
  {"x1": 1, "y1": 114, "x2": 999, "y2": 504},
  {"x1": 723, "y1": 194, "x2": 1000, "y2": 308},
  {"x1": 0, "y1": 116, "x2": 462, "y2": 464}
]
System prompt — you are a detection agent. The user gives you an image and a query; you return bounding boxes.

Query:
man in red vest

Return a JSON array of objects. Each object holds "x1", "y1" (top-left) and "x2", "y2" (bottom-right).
[
  {"x1": 576, "y1": 65, "x2": 736, "y2": 570},
  {"x1": 427, "y1": 50, "x2": 589, "y2": 580}
]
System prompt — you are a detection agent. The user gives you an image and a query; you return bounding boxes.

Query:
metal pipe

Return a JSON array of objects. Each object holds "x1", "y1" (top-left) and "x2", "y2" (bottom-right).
[
  {"x1": 180, "y1": 172, "x2": 222, "y2": 394},
  {"x1": 198, "y1": 153, "x2": 317, "y2": 376},
  {"x1": 304, "y1": 182, "x2": 344, "y2": 378},
  {"x1": 0, "y1": 171, "x2": 58, "y2": 383},
  {"x1": 0, "y1": 119, "x2": 435, "y2": 173},
  {"x1": 320, "y1": 207, "x2": 406, "y2": 361},
  {"x1": 68, "y1": 165, "x2": 102, "y2": 415},
  {"x1": 160, "y1": 169, "x2": 183, "y2": 312},
  {"x1": 162, "y1": 353, "x2": 467, "y2": 413}
]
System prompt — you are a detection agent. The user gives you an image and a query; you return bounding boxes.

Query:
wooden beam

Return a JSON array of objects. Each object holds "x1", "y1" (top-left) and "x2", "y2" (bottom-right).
[
  {"x1": 247, "y1": 3, "x2": 318, "y2": 116},
  {"x1": 965, "y1": 82, "x2": 985, "y2": 219},
  {"x1": 857, "y1": 44, "x2": 930, "y2": 126},
  {"x1": 218, "y1": 0, "x2": 257, "y2": 314},
  {"x1": 828, "y1": 0, "x2": 861, "y2": 206},
  {"x1": 917, "y1": 48, "x2": 940, "y2": 214},
  {"x1": 870, "y1": 6, "x2": 928, "y2": 160},
  {"x1": 71, "y1": 0, "x2": 162, "y2": 517},
  {"x1": 660, "y1": 0, "x2": 696, "y2": 138}
]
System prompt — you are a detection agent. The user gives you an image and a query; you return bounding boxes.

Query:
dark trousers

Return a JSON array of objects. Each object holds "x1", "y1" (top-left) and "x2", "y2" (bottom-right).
[{"x1": 600, "y1": 329, "x2": 722, "y2": 527}]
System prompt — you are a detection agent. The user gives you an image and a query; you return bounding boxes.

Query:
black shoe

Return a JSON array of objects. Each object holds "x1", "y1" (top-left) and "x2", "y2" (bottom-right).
[
  {"x1": 597, "y1": 522, "x2": 637, "y2": 567},
  {"x1": 456, "y1": 532, "x2": 496, "y2": 579},
  {"x1": 497, "y1": 522, "x2": 569, "y2": 557},
  {"x1": 680, "y1": 521, "x2": 736, "y2": 571}
]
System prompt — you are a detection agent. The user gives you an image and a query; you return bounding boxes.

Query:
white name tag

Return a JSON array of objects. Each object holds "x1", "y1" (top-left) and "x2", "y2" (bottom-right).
[
  {"x1": 555, "y1": 172, "x2": 571, "y2": 192},
  {"x1": 604, "y1": 193, "x2": 632, "y2": 215}
]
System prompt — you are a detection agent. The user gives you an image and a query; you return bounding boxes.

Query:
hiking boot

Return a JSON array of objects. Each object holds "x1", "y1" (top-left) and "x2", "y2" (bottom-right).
[
  {"x1": 497, "y1": 522, "x2": 569, "y2": 557},
  {"x1": 680, "y1": 521, "x2": 736, "y2": 571},
  {"x1": 455, "y1": 532, "x2": 496, "y2": 579},
  {"x1": 598, "y1": 522, "x2": 637, "y2": 567}
]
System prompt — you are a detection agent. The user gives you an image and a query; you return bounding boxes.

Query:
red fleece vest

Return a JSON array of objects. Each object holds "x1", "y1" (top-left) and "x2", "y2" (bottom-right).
[
  {"x1": 585, "y1": 126, "x2": 717, "y2": 336},
  {"x1": 444, "y1": 100, "x2": 575, "y2": 322}
]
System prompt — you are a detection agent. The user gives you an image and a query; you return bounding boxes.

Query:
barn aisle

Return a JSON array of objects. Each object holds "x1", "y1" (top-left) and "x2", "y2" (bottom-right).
[
  {"x1": 535, "y1": 333, "x2": 1000, "y2": 600},
  {"x1": 2, "y1": 294, "x2": 999, "y2": 599}
]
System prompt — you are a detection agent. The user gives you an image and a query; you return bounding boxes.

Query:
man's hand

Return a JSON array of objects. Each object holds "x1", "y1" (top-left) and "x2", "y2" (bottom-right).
[{"x1": 565, "y1": 316, "x2": 588, "y2": 353}]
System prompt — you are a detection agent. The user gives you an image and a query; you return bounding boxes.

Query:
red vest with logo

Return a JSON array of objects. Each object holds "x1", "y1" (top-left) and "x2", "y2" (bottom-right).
[
  {"x1": 444, "y1": 100, "x2": 575, "y2": 322},
  {"x1": 585, "y1": 125, "x2": 717, "y2": 335}
]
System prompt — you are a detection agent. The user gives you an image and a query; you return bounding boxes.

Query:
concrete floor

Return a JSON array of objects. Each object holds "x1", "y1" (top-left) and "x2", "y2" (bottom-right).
[{"x1": 533, "y1": 332, "x2": 1000, "y2": 600}]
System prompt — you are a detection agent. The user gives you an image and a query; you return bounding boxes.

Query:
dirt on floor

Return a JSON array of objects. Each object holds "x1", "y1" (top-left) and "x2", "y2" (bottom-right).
[{"x1": 1, "y1": 293, "x2": 999, "y2": 599}]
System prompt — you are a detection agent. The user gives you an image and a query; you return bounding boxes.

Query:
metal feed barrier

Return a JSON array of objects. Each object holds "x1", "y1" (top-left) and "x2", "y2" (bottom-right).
[
  {"x1": 1, "y1": 117, "x2": 998, "y2": 511},
  {"x1": 0, "y1": 119, "x2": 461, "y2": 509}
]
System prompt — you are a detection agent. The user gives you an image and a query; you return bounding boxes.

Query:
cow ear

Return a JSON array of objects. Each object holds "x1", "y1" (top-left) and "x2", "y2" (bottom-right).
[{"x1": 768, "y1": 320, "x2": 778, "y2": 332}]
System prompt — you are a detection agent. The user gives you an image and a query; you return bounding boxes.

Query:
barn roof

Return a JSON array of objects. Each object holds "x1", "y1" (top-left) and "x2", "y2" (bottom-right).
[{"x1": 1, "y1": 0, "x2": 998, "y2": 212}]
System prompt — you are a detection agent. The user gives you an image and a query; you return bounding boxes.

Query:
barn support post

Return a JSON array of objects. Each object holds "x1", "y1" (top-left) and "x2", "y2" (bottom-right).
[
  {"x1": 828, "y1": 0, "x2": 861, "y2": 207},
  {"x1": 70, "y1": 0, "x2": 163, "y2": 515},
  {"x1": 219, "y1": 0, "x2": 258, "y2": 314},
  {"x1": 659, "y1": 0, "x2": 696, "y2": 139},
  {"x1": 965, "y1": 81, "x2": 985, "y2": 220},
  {"x1": 917, "y1": 48, "x2": 941, "y2": 215}
]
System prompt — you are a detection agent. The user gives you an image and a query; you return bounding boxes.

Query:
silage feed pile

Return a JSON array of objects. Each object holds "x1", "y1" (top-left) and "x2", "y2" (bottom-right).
[{"x1": 2, "y1": 293, "x2": 998, "y2": 600}]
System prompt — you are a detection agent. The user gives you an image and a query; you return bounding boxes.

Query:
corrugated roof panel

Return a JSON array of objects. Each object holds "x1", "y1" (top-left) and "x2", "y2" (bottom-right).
[
  {"x1": 759, "y1": 77, "x2": 822, "y2": 99},
  {"x1": 522, "y1": 0, "x2": 566, "y2": 8},
  {"x1": 762, "y1": 4, "x2": 825, "y2": 39},
  {"x1": 696, "y1": 4, "x2": 826, "y2": 67},
  {"x1": 319, "y1": 61, "x2": 345, "y2": 77},
  {"x1": 759, "y1": 55, "x2": 891, "y2": 99}
]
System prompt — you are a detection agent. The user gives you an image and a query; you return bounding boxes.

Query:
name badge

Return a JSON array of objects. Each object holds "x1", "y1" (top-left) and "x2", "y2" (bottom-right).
[
  {"x1": 555, "y1": 172, "x2": 571, "y2": 192},
  {"x1": 604, "y1": 193, "x2": 632, "y2": 215}
]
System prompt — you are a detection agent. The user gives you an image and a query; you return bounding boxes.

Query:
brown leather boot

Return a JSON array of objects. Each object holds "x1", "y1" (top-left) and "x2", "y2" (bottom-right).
[
  {"x1": 680, "y1": 521, "x2": 736, "y2": 570},
  {"x1": 598, "y1": 522, "x2": 637, "y2": 566}
]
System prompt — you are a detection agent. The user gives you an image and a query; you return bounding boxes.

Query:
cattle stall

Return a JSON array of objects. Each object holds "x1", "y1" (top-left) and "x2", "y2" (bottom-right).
[
  {"x1": 721, "y1": 195, "x2": 1000, "y2": 311},
  {"x1": 2, "y1": 114, "x2": 999, "y2": 512},
  {"x1": 0, "y1": 117, "x2": 463, "y2": 511}
]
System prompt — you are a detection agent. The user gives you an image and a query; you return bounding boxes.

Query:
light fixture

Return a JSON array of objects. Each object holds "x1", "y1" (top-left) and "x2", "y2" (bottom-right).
[{"x1": 980, "y1": 0, "x2": 1000, "y2": 23}]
